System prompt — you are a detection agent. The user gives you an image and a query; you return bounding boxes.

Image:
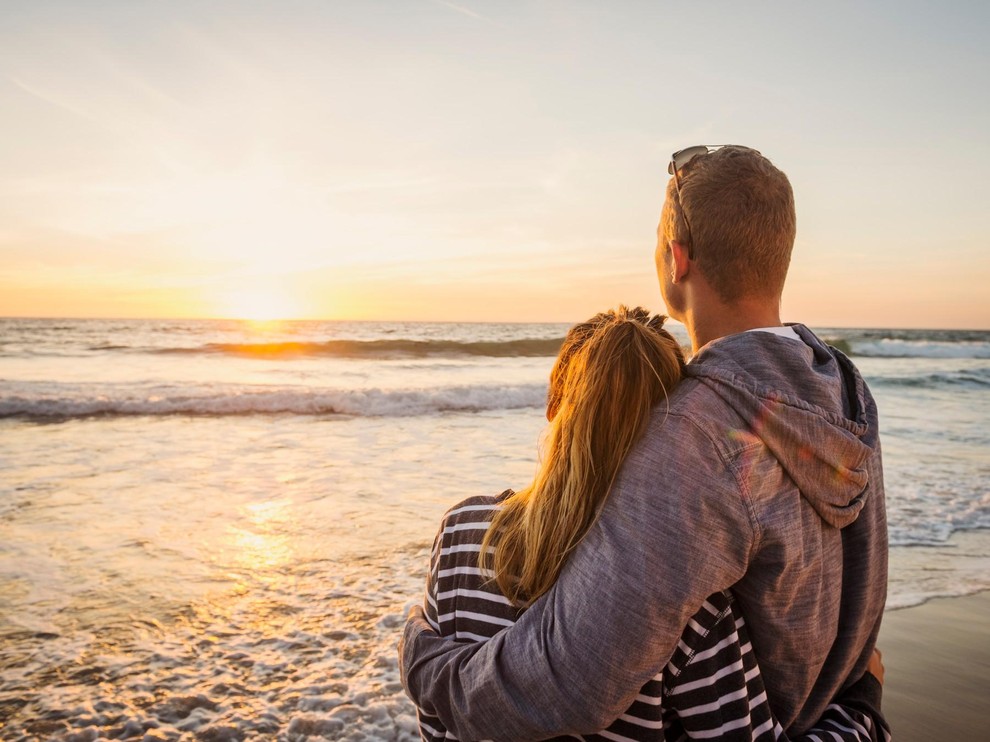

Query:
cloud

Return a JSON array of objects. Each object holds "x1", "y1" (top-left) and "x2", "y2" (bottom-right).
[
  {"x1": 429, "y1": 0, "x2": 504, "y2": 27},
  {"x1": 8, "y1": 75, "x2": 106, "y2": 127}
]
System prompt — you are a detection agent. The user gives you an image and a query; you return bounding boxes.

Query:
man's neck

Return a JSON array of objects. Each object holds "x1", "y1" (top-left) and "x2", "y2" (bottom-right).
[{"x1": 683, "y1": 299, "x2": 783, "y2": 355}]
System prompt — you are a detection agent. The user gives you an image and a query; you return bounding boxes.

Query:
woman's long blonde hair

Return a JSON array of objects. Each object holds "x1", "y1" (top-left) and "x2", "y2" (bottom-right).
[{"x1": 479, "y1": 305, "x2": 685, "y2": 606}]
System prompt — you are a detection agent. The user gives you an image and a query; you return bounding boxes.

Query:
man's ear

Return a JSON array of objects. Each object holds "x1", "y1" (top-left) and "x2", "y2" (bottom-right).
[{"x1": 669, "y1": 240, "x2": 691, "y2": 284}]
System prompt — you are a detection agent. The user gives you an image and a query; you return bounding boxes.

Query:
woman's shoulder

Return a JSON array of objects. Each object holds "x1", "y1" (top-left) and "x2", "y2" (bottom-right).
[{"x1": 440, "y1": 489, "x2": 514, "y2": 526}]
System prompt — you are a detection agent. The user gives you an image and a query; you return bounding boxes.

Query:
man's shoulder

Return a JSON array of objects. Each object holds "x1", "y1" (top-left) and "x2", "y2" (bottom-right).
[
  {"x1": 649, "y1": 375, "x2": 763, "y2": 459},
  {"x1": 611, "y1": 380, "x2": 755, "y2": 509},
  {"x1": 612, "y1": 376, "x2": 775, "y2": 521}
]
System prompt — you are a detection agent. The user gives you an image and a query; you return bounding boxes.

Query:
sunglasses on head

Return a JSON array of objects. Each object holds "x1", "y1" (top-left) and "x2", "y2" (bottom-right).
[{"x1": 667, "y1": 144, "x2": 759, "y2": 257}]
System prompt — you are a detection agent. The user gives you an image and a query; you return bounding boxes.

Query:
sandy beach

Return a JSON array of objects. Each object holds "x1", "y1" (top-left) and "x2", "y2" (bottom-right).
[{"x1": 879, "y1": 590, "x2": 990, "y2": 741}]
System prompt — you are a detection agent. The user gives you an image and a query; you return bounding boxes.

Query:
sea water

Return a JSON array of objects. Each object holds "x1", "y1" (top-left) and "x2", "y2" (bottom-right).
[{"x1": 1, "y1": 319, "x2": 988, "y2": 740}]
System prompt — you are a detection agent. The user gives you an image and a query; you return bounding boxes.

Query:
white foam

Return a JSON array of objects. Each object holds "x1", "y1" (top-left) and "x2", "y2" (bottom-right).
[
  {"x1": 0, "y1": 382, "x2": 548, "y2": 419},
  {"x1": 851, "y1": 338, "x2": 990, "y2": 359}
]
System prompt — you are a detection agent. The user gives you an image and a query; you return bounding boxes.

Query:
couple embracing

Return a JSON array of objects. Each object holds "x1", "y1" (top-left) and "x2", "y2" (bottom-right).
[{"x1": 400, "y1": 146, "x2": 890, "y2": 741}]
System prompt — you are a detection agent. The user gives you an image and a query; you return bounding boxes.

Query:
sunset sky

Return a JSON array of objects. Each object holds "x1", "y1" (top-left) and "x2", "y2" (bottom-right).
[{"x1": 1, "y1": 0, "x2": 988, "y2": 327}]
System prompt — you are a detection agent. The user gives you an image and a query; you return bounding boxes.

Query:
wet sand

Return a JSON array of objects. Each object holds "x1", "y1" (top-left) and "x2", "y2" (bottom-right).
[{"x1": 878, "y1": 590, "x2": 990, "y2": 741}]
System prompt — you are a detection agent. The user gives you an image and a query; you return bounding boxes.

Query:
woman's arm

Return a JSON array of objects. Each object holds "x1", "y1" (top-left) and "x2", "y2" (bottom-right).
[
  {"x1": 410, "y1": 495, "x2": 520, "y2": 742},
  {"x1": 663, "y1": 595, "x2": 890, "y2": 742},
  {"x1": 414, "y1": 514, "x2": 449, "y2": 741},
  {"x1": 790, "y1": 650, "x2": 889, "y2": 742},
  {"x1": 792, "y1": 671, "x2": 889, "y2": 742}
]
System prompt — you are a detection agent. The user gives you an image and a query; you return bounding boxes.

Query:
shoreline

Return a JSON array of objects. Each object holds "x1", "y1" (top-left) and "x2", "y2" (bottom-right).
[{"x1": 878, "y1": 589, "x2": 990, "y2": 741}]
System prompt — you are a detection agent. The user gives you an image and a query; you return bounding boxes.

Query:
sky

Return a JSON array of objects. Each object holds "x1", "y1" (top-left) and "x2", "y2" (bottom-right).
[{"x1": 1, "y1": 0, "x2": 988, "y2": 327}]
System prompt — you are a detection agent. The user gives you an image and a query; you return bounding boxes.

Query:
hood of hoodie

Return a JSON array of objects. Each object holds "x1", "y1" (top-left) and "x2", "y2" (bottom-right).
[{"x1": 683, "y1": 324, "x2": 877, "y2": 528}]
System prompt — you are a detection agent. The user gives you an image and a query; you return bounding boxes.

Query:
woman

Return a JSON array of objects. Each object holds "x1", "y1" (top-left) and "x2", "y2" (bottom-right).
[{"x1": 413, "y1": 306, "x2": 888, "y2": 741}]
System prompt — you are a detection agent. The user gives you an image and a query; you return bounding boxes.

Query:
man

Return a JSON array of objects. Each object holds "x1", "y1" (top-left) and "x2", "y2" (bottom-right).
[{"x1": 400, "y1": 145, "x2": 888, "y2": 739}]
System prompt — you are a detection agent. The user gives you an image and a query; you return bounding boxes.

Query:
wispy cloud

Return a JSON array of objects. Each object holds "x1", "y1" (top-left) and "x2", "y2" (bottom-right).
[
  {"x1": 8, "y1": 75, "x2": 106, "y2": 128},
  {"x1": 430, "y1": 0, "x2": 503, "y2": 27}
]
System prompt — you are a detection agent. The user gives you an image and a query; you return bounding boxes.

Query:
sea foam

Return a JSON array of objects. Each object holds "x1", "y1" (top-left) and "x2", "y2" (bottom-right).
[
  {"x1": 848, "y1": 338, "x2": 990, "y2": 359},
  {"x1": 0, "y1": 382, "x2": 549, "y2": 420}
]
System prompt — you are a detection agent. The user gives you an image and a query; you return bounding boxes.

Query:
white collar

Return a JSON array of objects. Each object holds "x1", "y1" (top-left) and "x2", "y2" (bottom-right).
[{"x1": 746, "y1": 325, "x2": 801, "y2": 341}]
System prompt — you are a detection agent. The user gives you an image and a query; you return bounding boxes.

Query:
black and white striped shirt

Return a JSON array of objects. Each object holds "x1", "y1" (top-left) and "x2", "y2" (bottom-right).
[{"x1": 416, "y1": 493, "x2": 890, "y2": 742}]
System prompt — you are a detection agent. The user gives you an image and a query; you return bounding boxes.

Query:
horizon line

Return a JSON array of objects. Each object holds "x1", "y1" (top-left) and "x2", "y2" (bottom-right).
[{"x1": 1, "y1": 315, "x2": 988, "y2": 333}]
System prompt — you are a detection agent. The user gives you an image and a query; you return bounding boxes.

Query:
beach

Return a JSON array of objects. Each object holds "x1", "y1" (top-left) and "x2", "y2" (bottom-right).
[
  {"x1": 879, "y1": 590, "x2": 990, "y2": 741},
  {"x1": 1, "y1": 318, "x2": 988, "y2": 739}
]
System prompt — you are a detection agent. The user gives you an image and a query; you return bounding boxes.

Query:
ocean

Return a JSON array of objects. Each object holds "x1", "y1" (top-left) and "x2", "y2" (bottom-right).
[{"x1": 1, "y1": 318, "x2": 988, "y2": 740}]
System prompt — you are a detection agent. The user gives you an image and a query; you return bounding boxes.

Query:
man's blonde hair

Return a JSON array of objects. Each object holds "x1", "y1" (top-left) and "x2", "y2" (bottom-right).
[
  {"x1": 479, "y1": 306, "x2": 684, "y2": 606},
  {"x1": 662, "y1": 147, "x2": 796, "y2": 302}
]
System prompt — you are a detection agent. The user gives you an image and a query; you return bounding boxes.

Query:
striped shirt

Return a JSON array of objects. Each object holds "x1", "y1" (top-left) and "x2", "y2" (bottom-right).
[{"x1": 415, "y1": 493, "x2": 890, "y2": 742}]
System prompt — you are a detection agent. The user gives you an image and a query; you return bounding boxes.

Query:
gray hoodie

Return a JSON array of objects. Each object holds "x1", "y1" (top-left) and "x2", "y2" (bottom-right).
[{"x1": 401, "y1": 324, "x2": 888, "y2": 738}]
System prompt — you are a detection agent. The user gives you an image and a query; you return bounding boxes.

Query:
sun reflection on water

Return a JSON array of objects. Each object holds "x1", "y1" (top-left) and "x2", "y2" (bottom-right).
[{"x1": 224, "y1": 499, "x2": 295, "y2": 576}]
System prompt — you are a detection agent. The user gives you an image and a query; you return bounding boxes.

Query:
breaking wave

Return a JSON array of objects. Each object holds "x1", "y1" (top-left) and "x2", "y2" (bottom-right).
[
  {"x1": 869, "y1": 367, "x2": 990, "y2": 389},
  {"x1": 154, "y1": 338, "x2": 565, "y2": 359},
  {"x1": 846, "y1": 338, "x2": 990, "y2": 359},
  {"x1": 0, "y1": 383, "x2": 548, "y2": 420}
]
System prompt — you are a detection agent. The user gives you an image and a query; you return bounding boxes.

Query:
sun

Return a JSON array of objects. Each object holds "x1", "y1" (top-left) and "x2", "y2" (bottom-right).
[{"x1": 215, "y1": 286, "x2": 304, "y2": 321}]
